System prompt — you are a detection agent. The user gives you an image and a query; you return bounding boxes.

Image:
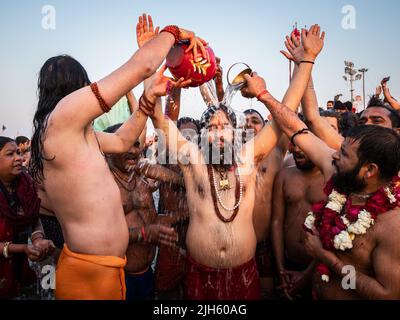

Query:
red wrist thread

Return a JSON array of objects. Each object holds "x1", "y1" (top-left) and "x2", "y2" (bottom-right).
[{"x1": 256, "y1": 89, "x2": 269, "y2": 101}]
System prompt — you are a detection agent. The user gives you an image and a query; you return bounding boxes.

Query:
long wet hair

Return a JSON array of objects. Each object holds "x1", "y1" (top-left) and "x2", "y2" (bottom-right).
[{"x1": 30, "y1": 55, "x2": 90, "y2": 182}]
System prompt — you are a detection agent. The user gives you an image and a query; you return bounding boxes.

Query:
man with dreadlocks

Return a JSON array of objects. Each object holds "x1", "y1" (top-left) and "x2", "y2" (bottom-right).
[
  {"x1": 29, "y1": 13, "x2": 205, "y2": 300},
  {"x1": 149, "y1": 24, "x2": 325, "y2": 300}
]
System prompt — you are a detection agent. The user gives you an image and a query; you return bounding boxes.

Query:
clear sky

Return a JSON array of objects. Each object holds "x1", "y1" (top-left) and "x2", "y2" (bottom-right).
[{"x1": 1, "y1": 0, "x2": 399, "y2": 137}]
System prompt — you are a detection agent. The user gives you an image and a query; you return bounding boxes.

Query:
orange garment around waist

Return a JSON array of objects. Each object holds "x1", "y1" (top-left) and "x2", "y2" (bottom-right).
[{"x1": 55, "y1": 245, "x2": 127, "y2": 300}]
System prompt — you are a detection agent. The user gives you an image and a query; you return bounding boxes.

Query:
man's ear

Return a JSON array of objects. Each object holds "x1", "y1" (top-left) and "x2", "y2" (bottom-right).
[{"x1": 364, "y1": 163, "x2": 379, "y2": 180}]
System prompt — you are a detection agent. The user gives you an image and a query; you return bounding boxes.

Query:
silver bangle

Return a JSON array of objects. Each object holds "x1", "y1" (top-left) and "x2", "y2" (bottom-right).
[
  {"x1": 3, "y1": 242, "x2": 11, "y2": 259},
  {"x1": 31, "y1": 230, "x2": 45, "y2": 241},
  {"x1": 31, "y1": 230, "x2": 45, "y2": 238}
]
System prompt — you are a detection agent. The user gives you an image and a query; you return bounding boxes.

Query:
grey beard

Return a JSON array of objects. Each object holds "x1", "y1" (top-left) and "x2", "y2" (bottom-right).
[
  {"x1": 207, "y1": 143, "x2": 234, "y2": 168},
  {"x1": 124, "y1": 163, "x2": 136, "y2": 173}
]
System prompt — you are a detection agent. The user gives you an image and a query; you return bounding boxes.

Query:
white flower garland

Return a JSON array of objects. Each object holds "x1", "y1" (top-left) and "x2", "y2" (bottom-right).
[
  {"x1": 384, "y1": 187, "x2": 396, "y2": 204},
  {"x1": 325, "y1": 190, "x2": 347, "y2": 213},
  {"x1": 305, "y1": 177, "x2": 400, "y2": 283},
  {"x1": 304, "y1": 193, "x2": 375, "y2": 252}
]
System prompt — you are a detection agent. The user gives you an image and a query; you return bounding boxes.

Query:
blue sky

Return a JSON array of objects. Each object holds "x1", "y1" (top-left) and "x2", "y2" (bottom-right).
[{"x1": 1, "y1": 0, "x2": 399, "y2": 137}]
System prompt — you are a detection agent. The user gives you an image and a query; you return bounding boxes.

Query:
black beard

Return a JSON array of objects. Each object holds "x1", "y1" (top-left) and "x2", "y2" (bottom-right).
[
  {"x1": 207, "y1": 142, "x2": 234, "y2": 169},
  {"x1": 294, "y1": 158, "x2": 315, "y2": 171},
  {"x1": 332, "y1": 162, "x2": 366, "y2": 194}
]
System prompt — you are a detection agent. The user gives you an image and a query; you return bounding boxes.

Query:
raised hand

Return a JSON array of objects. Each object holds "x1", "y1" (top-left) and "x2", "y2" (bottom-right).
[
  {"x1": 281, "y1": 30, "x2": 303, "y2": 64},
  {"x1": 381, "y1": 76, "x2": 390, "y2": 87},
  {"x1": 179, "y1": 28, "x2": 209, "y2": 62},
  {"x1": 301, "y1": 24, "x2": 325, "y2": 61},
  {"x1": 136, "y1": 13, "x2": 160, "y2": 48},
  {"x1": 376, "y1": 86, "x2": 383, "y2": 97},
  {"x1": 146, "y1": 64, "x2": 192, "y2": 102},
  {"x1": 240, "y1": 72, "x2": 268, "y2": 99}
]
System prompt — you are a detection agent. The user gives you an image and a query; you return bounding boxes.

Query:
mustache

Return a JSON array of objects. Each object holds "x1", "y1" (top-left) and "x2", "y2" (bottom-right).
[
  {"x1": 124, "y1": 153, "x2": 139, "y2": 160},
  {"x1": 293, "y1": 152, "x2": 305, "y2": 159}
]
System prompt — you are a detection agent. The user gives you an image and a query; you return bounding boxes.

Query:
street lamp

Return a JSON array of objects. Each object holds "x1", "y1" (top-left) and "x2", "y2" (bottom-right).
[
  {"x1": 343, "y1": 61, "x2": 362, "y2": 103},
  {"x1": 358, "y1": 68, "x2": 369, "y2": 109}
]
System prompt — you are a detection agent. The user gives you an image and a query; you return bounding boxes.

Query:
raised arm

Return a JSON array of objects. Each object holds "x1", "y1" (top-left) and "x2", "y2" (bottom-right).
[
  {"x1": 151, "y1": 96, "x2": 199, "y2": 167},
  {"x1": 165, "y1": 88, "x2": 182, "y2": 121},
  {"x1": 302, "y1": 76, "x2": 343, "y2": 150},
  {"x1": 142, "y1": 64, "x2": 200, "y2": 168},
  {"x1": 96, "y1": 15, "x2": 203, "y2": 154},
  {"x1": 260, "y1": 92, "x2": 335, "y2": 181},
  {"x1": 126, "y1": 91, "x2": 138, "y2": 114},
  {"x1": 281, "y1": 27, "x2": 343, "y2": 150},
  {"x1": 214, "y1": 57, "x2": 225, "y2": 102},
  {"x1": 382, "y1": 81, "x2": 400, "y2": 110},
  {"x1": 51, "y1": 13, "x2": 206, "y2": 133},
  {"x1": 241, "y1": 25, "x2": 326, "y2": 164}
]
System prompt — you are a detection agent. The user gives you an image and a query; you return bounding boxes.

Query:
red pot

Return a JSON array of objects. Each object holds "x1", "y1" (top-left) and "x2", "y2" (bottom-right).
[{"x1": 166, "y1": 43, "x2": 217, "y2": 87}]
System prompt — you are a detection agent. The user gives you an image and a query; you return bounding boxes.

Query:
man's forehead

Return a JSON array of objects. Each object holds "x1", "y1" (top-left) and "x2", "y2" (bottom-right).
[
  {"x1": 179, "y1": 122, "x2": 197, "y2": 131},
  {"x1": 246, "y1": 112, "x2": 263, "y2": 121},
  {"x1": 342, "y1": 138, "x2": 359, "y2": 153},
  {"x1": 210, "y1": 110, "x2": 229, "y2": 122},
  {"x1": 361, "y1": 107, "x2": 391, "y2": 119}
]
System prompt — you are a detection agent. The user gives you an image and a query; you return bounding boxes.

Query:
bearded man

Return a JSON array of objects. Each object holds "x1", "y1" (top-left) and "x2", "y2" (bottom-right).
[
  {"x1": 251, "y1": 70, "x2": 400, "y2": 299},
  {"x1": 149, "y1": 24, "x2": 326, "y2": 300},
  {"x1": 271, "y1": 142, "x2": 325, "y2": 299}
]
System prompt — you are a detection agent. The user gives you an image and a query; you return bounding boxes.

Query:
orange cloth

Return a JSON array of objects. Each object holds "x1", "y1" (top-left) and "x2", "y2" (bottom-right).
[{"x1": 55, "y1": 245, "x2": 127, "y2": 300}]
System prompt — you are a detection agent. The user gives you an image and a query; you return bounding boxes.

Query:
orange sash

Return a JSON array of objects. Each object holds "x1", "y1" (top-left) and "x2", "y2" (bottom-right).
[{"x1": 55, "y1": 245, "x2": 126, "y2": 300}]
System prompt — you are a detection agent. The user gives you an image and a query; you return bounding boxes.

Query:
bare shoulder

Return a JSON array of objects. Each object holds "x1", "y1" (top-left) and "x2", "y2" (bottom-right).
[
  {"x1": 273, "y1": 165, "x2": 291, "y2": 188},
  {"x1": 179, "y1": 141, "x2": 201, "y2": 166},
  {"x1": 375, "y1": 208, "x2": 400, "y2": 242},
  {"x1": 280, "y1": 165, "x2": 300, "y2": 180}
]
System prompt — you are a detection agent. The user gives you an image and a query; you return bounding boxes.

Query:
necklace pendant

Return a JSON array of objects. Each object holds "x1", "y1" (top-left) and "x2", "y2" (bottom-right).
[{"x1": 219, "y1": 179, "x2": 231, "y2": 191}]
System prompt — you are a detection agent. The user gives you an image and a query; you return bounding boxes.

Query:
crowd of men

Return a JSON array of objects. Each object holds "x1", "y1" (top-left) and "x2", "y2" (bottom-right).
[{"x1": 1, "y1": 13, "x2": 400, "y2": 300}]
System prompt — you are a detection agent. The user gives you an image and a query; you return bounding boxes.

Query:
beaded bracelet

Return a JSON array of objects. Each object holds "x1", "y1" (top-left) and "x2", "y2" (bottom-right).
[
  {"x1": 90, "y1": 82, "x2": 111, "y2": 113},
  {"x1": 160, "y1": 25, "x2": 181, "y2": 45}
]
